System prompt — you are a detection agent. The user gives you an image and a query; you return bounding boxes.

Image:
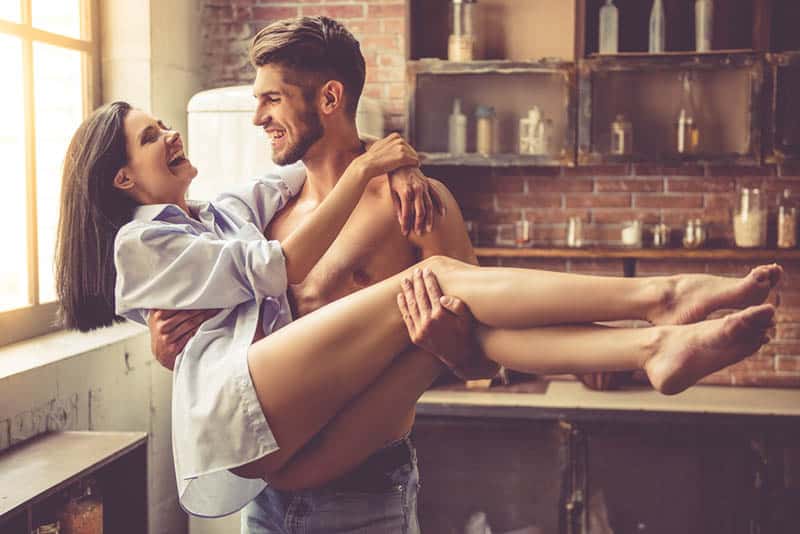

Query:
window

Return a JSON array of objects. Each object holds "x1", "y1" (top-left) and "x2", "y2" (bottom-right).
[{"x1": 0, "y1": 0, "x2": 98, "y2": 346}]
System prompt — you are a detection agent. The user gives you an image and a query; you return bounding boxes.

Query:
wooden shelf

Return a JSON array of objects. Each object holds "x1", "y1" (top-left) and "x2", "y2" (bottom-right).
[
  {"x1": 475, "y1": 246, "x2": 800, "y2": 261},
  {"x1": 420, "y1": 152, "x2": 572, "y2": 167},
  {"x1": 0, "y1": 431, "x2": 147, "y2": 532}
]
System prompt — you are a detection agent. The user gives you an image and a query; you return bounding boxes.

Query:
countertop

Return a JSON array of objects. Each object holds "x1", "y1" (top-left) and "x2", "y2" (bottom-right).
[{"x1": 417, "y1": 379, "x2": 800, "y2": 424}]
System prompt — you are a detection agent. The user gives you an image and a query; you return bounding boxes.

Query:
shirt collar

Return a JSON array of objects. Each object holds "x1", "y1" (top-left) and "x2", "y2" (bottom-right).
[{"x1": 132, "y1": 200, "x2": 218, "y2": 223}]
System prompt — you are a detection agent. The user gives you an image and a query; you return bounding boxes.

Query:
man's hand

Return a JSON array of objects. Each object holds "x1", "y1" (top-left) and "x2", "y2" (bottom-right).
[
  {"x1": 147, "y1": 309, "x2": 218, "y2": 370},
  {"x1": 388, "y1": 166, "x2": 446, "y2": 236},
  {"x1": 397, "y1": 267, "x2": 498, "y2": 380}
]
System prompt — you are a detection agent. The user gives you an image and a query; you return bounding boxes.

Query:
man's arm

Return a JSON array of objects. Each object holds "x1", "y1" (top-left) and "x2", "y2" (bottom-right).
[{"x1": 404, "y1": 179, "x2": 499, "y2": 378}]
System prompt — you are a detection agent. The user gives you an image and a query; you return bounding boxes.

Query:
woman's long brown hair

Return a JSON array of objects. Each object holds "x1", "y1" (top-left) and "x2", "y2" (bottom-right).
[{"x1": 55, "y1": 101, "x2": 138, "y2": 331}]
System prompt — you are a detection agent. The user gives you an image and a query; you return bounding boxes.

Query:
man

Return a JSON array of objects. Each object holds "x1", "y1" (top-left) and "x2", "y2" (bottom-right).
[{"x1": 149, "y1": 15, "x2": 494, "y2": 533}]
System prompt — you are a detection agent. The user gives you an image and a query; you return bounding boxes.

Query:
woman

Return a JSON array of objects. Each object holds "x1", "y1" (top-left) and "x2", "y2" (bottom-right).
[{"x1": 56, "y1": 102, "x2": 779, "y2": 518}]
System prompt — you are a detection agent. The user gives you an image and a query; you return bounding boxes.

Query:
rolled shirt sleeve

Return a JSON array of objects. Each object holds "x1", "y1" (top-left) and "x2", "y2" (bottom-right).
[{"x1": 114, "y1": 220, "x2": 288, "y2": 316}]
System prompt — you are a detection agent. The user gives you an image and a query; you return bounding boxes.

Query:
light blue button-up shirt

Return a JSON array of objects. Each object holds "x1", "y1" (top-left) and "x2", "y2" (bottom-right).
[{"x1": 114, "y1": 162, "x2": 306, "y2": 517}]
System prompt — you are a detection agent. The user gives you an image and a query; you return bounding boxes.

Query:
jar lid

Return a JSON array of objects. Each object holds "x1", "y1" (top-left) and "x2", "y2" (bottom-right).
[{"x1": 475, "y1": 105, "x2": 494, "y2": 118}]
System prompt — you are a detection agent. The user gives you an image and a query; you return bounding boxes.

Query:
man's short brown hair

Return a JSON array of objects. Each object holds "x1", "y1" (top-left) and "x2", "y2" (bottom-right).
[{"x1": 250, "y1": 16, "x2": 366, "y2": 117}]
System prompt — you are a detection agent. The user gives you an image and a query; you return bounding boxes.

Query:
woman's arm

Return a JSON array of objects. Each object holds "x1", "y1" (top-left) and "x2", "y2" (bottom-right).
[{"x1": 280, "y1": 133, "x2": 418, "y2": 285}]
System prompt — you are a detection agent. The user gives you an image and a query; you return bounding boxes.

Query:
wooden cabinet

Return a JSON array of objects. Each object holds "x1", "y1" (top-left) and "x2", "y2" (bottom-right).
[
  {"x1": 577, "y1": 52, "x2": 765, "y2": 165},
  {"x1": 766, "y1": 52, "x2": 800, "y2": 162},
  {"x1": 408, "y1": 60, "x2": 577, "y2": 167},
  {"x1": 0, "y1": 432, "x2": 147, "y2": 534}
]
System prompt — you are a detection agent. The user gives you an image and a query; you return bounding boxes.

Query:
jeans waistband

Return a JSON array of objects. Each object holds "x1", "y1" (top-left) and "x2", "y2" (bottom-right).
[{"x1": 323, "y1": 437, "x2": 413, "y2": 493}]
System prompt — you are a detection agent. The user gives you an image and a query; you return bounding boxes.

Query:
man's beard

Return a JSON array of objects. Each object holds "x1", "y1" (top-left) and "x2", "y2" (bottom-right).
[{"x1": 272, "y1": 108, "x2": 324, "y2": 166}]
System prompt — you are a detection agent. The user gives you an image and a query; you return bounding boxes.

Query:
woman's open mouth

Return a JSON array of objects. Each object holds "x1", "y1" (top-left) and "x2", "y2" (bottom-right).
[{"x1": 168, "y1": 149, "x2": 190, "y2": 169}]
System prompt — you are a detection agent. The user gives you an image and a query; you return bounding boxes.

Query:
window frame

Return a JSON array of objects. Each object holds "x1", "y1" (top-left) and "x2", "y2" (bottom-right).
[{"x1": 0, "y1": 0, "x2": 100, "y2": 347}]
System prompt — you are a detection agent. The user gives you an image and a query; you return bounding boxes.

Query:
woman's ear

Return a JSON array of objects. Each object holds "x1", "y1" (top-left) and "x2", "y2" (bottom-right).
[
  {"x1": 112, "y1": 168, "x2": 135, "y2": 191},
  {"x1": 319, "y1": 80, "x2": 345, "y2": 115}
]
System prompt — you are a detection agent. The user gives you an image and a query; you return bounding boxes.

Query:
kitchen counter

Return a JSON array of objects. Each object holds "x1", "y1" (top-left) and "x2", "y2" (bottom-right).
[{"x1": 417, "y1": 379, "x2": 800, "y2": 424}]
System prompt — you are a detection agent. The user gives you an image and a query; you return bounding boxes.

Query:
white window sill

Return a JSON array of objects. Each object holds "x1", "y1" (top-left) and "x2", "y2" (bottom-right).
[{"x1": 0, "y1": 321, "x2": 148, "y2": 380}]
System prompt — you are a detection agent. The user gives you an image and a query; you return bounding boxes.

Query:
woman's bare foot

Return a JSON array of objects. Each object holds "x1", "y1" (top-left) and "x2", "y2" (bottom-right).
[
  {"x1": 645, "y1": 303, "x2": 775, "y2": 395},
  {"x1": 647, "y1": 264, "x2": 783, "y2": 326}
]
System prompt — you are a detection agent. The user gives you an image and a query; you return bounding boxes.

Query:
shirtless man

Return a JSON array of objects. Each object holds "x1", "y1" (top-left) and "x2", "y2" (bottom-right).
[{"x1": 150, "y1": 15, "x2": 492, "y2": 533}]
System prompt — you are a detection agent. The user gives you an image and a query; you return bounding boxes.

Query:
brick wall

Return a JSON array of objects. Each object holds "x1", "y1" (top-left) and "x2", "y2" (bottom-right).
[
  {"x1": 436, "y1": 164, "x2": 800, "y2": 388},
  {"x1": 202, "y1": 1, "x2": 800, "y2": 388}
]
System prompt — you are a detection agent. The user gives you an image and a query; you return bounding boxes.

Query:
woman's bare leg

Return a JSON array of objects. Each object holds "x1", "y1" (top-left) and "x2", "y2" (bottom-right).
[
  {"x1": 261, "y1": 301, "x2": 776, "y2": 489},
  {"x1": 240, "y1": 256, "x2": 780, "y2": 474}
]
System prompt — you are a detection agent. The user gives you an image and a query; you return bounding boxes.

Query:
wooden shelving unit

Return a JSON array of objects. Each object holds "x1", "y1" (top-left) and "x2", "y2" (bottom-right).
[
  {"x1": 0, "y1": 431, "x2": 147, "y2": 534},
  {"x1": 475, "y1": 246, "x2": 800, "y2": 261}
]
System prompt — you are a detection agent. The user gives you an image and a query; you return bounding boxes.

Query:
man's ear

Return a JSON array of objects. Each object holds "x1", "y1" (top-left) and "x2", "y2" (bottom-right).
[
  {"x1": 319, "y1": 80, "x2": 345, "y2": 115},
  {"x1": 112, "y1": 168, "x2": 135, "y2": 191}
]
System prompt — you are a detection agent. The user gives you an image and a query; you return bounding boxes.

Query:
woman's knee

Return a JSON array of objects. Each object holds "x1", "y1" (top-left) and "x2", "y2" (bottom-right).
[{"x1": 418, "y1": 254, "x2": 469, "y2": 275}]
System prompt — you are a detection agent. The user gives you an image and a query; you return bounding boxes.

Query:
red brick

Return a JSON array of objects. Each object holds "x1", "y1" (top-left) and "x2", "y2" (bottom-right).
[
  {"x1": 776, "y1": 323, "x2": 800, "y2": 340},
  {"x1": 703, "y1": 193, "x2": 736, "y2": 209},
  {"x1": 590, "y1": 209, "x2": 660, "y2": 224},
  {"x1": 205, "y1": 5, "x2": 233, "y2": 21},
  {"x1": 252, "y1": 6, "x2": 299, "y2": 21},
  {"x1": 360, "y1": 34, "x2": 400, "y2": 51},
  {"x1": 595, "y1": 178, "x2": 664, "y2": 193},
  {"x1": 367, "y1": 3, "x2": 406, "y2": 17},
  {"x1": 381, "y1": 18, "x2": 405, "y2": 34},
  {"x1": 706, "y1": 165, "x2": 775, "y2": 177},
  {"x1": 300, "y1": 4, "x2": 365, "y2": 19},
  {"x1": 527, "y1": 208, "x2": 589, "y2": 223},
  {"x1": 497, "y1": 193, "x2": 561, "y2": 209},
  {"x1": 632, "y1": 163, "x2": 705, "y2": 176},
  {"x1": 563, "y1": 164, "x2": 631, "y2": 176},
  {"x1": 776, "y1": 356, "x2": 800, "y2": 372},
  {"x1": 779, "y1": 161, "x2": 800, "y2": 176},
  {"x1": 729, "y1": 373, "x2": 800, "y2": 388},
  {"x1": 379, "y1": 54, "x2": 403, "y2": 68},
  {"x1": 528, "y1": 177, "x2": 593, "y2": 193},
  {"x1": 345, "y1": 19, "x2": 382, "y2": 35},
  {"x1": 455, "y1": 192, "x2": 494, "y2": 210},
  {"x1": 565, "y1": 193, "x2": 630, "y2": 208},
  {"x1": 666, "y1": 178, "x2": 735, "y2": 193},
  {"x1": 634, "y1": 194, "x2": 703, "y2": 209},
  {"x1": 387, "y1": 83, "x2": 405, "y2": 100}
]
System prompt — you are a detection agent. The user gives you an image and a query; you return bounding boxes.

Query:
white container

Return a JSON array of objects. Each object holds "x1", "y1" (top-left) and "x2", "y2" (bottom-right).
[
  {"x1": 519, "y1": 106, "x2": 548, "y2": 155},
  {"x1": 448, "y1": 98, "x2": 467, "y2": 155},
  {"x1": 187, "y1": 85, "x2": 383, "y2": 200},
  {"x1": 695, "y1": 0, "x2": 713, "y2": 52},
  {"x1": 599, "y1": 0, "x2": 619, "y2": 54},
  {"x1": 649, "y1": 0, "x2": 665, "y2": 53}
]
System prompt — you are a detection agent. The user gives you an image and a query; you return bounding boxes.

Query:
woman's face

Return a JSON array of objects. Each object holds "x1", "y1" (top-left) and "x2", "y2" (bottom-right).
[{"x1": 118, "y1": 109, "x2": 198, "y2": 204}]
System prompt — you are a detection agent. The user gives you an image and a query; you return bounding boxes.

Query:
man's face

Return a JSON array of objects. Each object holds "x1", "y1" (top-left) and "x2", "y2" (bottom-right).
[{"x1": 252, "y1": 65, "x2": 324, "y2": 166}]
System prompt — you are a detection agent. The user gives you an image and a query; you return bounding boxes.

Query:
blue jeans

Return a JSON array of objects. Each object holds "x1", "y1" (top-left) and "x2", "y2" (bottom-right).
[{"x1": 241, "y1": 437, "x2": 421, "y2": 533}]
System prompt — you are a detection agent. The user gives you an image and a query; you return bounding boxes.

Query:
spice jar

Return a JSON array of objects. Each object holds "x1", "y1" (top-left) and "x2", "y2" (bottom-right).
[
  {"x1": 652, "y1": 223, "x2": 670, "y2": 248},
  {"x1": 475, "y1": 105, "x2": 495, "y2": 156},
  {"x1": 448, "y1": 0, "x2": 477, "y2": 61},
  {"x1": 778, "y1": 189, "x2": 797, "y2": 248},
  {"x1": 733, "y1": 187, "x2": 767, "y2": 248},
  {"x1": 621, "y1": 220, "x2": 642, "y2": 247},
  {"x1": 682, "y1": 219, "x2": 706, "y2": 248},
  {"x1": 610, "y1": 114, "x2": 633, "y2": 156}
]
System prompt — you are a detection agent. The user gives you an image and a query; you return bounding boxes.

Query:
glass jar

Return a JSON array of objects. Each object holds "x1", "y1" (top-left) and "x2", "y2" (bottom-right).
[
  {"x1": 733, "y1": 187, "x2": 767, "y2": 248},
  {"x1": 519, "y1": 106, "x2": 549, "y2": 156},
  {"x1": 652, "y1": 223, "x2": 670, "y2": 248},
  {"x1": 610, "y1": 114, "x2": 633, "y2": 156},
  {"x1": 682, "y1": 219, "x2": 706, "y2": 248},
  {"x1": 448, "y1": 0, "x2": 476, "y2": 61},
  {"x1": 621, "y1": 220, "x2": 642, "y2": 247},
  {"x1": 778, "y1": 189, "x2": 797, "y2": 248},
  {"x1": 475, "y1": 105, "x2": 496, "y2": 156}
]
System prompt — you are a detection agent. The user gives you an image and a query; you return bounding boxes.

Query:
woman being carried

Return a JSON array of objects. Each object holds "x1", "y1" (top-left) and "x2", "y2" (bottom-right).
[{"x1": 56, "y1": 102, "x2": 780, "y2": 517}]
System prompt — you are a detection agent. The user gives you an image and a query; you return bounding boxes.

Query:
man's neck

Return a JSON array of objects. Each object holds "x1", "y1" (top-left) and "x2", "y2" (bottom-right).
[{"x1": 301, "y1": 124, "x2": 363, "y2": 199}]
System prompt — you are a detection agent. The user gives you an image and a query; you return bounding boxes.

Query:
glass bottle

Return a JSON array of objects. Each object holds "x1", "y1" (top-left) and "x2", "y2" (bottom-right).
[
  {"x1": 475, "y1": 105, "x2": 495, "y2": 156},
  {"x1": 610, "y1": 113, "x2": 633, "y2": 155},
  {"x1": 676, "y1": 72, "x2": 700, "y2": 154},
  {"x1": 733, "y1": 187, "x2": 767, "y2": 248},
  {"x1": 519, "y1": 106, "x2": 547, "y2": 155},
  {"x1": 778, "y1": 189, "x2": 797, "y2": 248},
  {"x1": 448, "y1": 98, "x2": 467, "y2": 155},
  {"x1": 695, "y1": 0, "x2": 713, "y2": 52},
  {"x1": 649, "y1": 0, "x2": 665, "y2": 53},
  {"x1": 599, "y1": 0, "x2": 618, "y2": 54},
  {"x1": 448, "y1": 0, "x2": 476, "y2": 61}
]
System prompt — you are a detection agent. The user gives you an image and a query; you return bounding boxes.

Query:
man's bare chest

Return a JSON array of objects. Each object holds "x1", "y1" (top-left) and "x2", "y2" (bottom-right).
[{"x1": 267, "y1": 192, "x2": 418, "y2": 317}]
